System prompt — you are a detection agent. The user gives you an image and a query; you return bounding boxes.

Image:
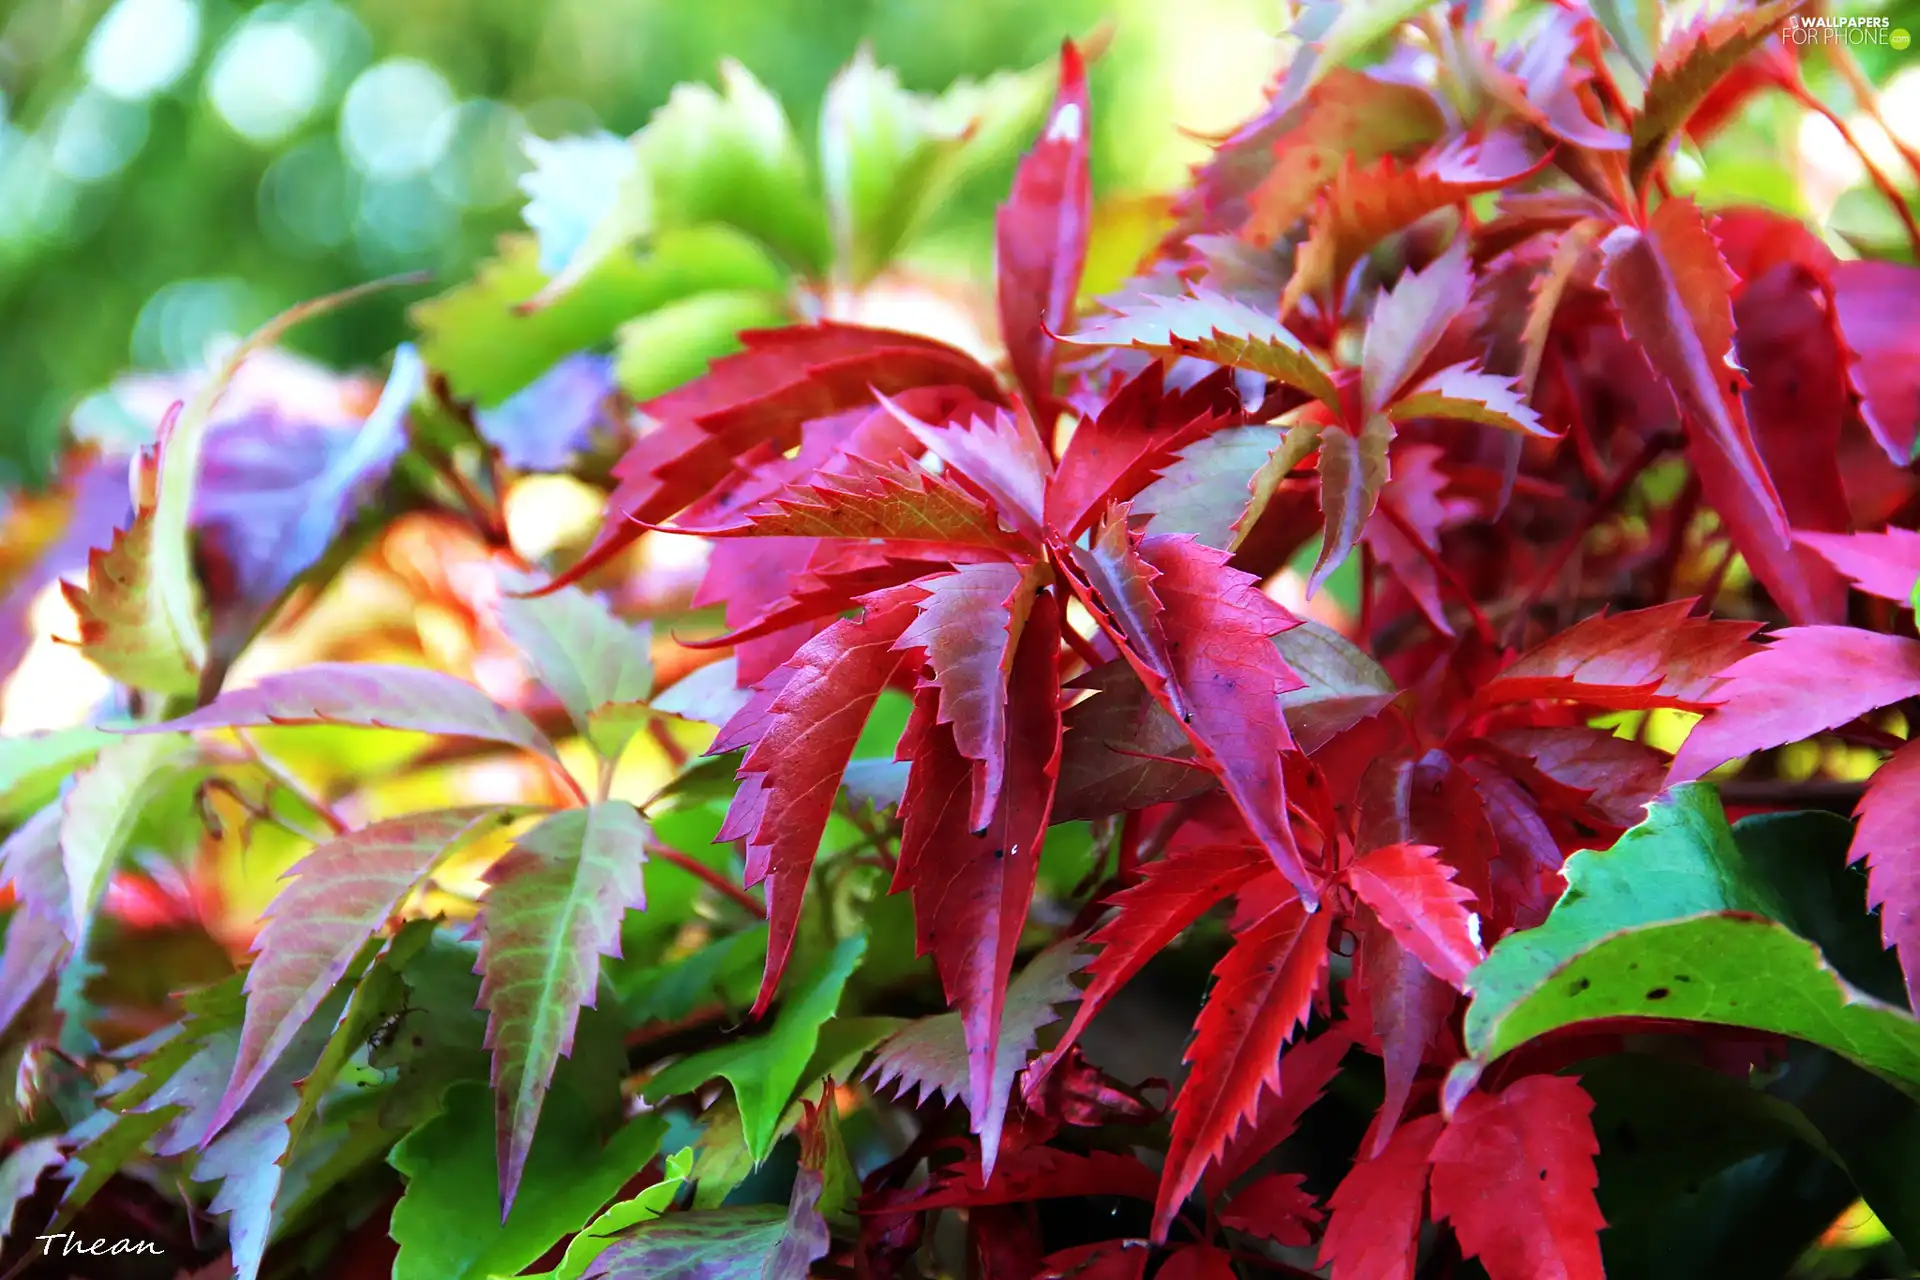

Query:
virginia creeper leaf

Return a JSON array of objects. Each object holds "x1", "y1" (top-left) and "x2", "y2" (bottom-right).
[
  {"x1": 641, "y1": 933, "x2": 865, "y2": 1162},
  {"x1": 1385, "y1": 364, "x2": 1550, "y2": 437},
  {"x1": 1060, "y1": 290, "x2": 1340, "y2": 410},
  {"x1": 1312, "y1": 414, "x2": 1394, "y2": 594},
  {"x1": 1219, "y1": 1172, "x2": 1322, "y2": 1246},
  {"x1": 1346, "y1": 842, "x2": 1483, "y2": 989},
  {"x1": 1848, "y1": 738, "x2": 1920, "y2": 1005},
  {"x1": 1668, "y1": 627, "x2": 1920, "y2": 781},
  {"x1": 1428, "y1": 1076, "x2": 1606, "y2": 1280},
  {"x1": 1798, "y1": 529, "x2": 1920, "y2": 606},
  {"x1": 210, "y1": 808, "x2": 512, "y2": 1143},
  {"x1": 1156, "y1": 896, "x2": 1331, "y2": 1242},
  {"x1": 0, "y1": 1136, "x2": 63, "y2": 1250},
  {"x1": 61, "y1": 733, "x2": 190, "y2": 948},
  {"x1": 479, "y1": 802, "x2": 651, "y2": 1215},
  {"x1": 0, "y1": 909, "x2": 66, "y2": 1042},
  {"x1": 997, "y1": 40, "x2": 1091, "y2": 417},
  {"x1": 496, "y1": 583, "x2": 656, "y2": 762},
  {"x1": 1628, "y1": 1, "x2": 1804, "y2": 186},
  {"x1": 1362, "y1": 241, "x2": 1474, "y2": 416},
  {"x1": 1028, "y1": 842, "x2": 1267, "y2": 1088},
  {"x1": 1318, "y1": 1098, "x2": 1444, "y2": 1280},
  {"x1": 136, "y1": 662, "x2": 562, "y2": 762},
  {"x1": 390, "y1": 1080, "x2": 666, "y2": 1280},
  {"x1": 1474, "y1": 600, "x2": 1759, "y2": 717},
  {"x1": 1832, "y1": 260, "x2": 1920, "y2": 464},
  {"x1": 716, "y1": 587, "x2": 916, "y2": 1012}
]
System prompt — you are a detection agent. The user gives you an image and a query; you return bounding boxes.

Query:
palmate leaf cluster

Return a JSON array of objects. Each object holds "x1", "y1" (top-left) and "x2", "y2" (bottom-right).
[{"x1": 6, "y1": 4, "x2": 1920, "y2": 1278}]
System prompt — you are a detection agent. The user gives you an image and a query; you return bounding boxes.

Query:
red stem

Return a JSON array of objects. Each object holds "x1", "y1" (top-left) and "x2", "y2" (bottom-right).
[
  {"x1": 646, "y1": 842, "x2": 766, "y2": 918},
  {"x1": 1509, "y1": 430, "x2": 1678, "y2": 639},
  {"x1": 1377, "y1": 500, "x2": 1496, "y2": 646},
  {"x1": 1784, "y1": 79, "x2": 1920, "y2": 259}
]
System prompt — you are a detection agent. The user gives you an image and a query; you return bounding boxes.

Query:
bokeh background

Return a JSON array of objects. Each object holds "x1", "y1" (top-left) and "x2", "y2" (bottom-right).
[{"x1": 1, "y1": 0, "x2": 1918, "y2": 489}]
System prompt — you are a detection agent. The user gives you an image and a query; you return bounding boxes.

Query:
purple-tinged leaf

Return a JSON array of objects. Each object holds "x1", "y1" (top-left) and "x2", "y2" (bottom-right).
[
  {"x1": 877, "y1": 395, "x2": 1052, "y2": 541},
  {"x1": 0, "y1": 455, "x2": 127, "y2": 686},
  {"x1": 135, "y1": 663, "x2": 561, "y2": 762},
  {"x1": 1599, "y1": 198, "x2": 1788, "y2": 541},
  {"x1": 1061, "y1": 290, "x2": 1340, "y2": 410},
  {"x1": 1386, "y1": 364, "x2": 1550, "y2": 437},
  {"x1": 1053, "y1": 661, "x2": 1213, "y2": 824},
  {"x1": 1362, "y1": 241, "x2": 1475, "y2": 415},
  {"x1": 0, "y1": 909, "x2": 67, "y2": 1042},
  {"x1": 207, "y1": 808, "x2": 513, "y2": 1144},
  {"x1": 652, "y1": 658, "x2": 752, "y2": 728},
  {"x1": 476, "y1": 353, "x2": 619, "y2": 472},
  {"x1": 478, "y1": 801, "x2": 649, "y2": 1216},
  {"x1": 0, "y1": 1135, "x2": 64, "y2": 1249},
  {"x1": 0, "y1": 803, "x2": 69, "y2": 927},
  {"x1": 497, "y1": 583, "x2": 654, "y2": 762},
  {"x1": 1275, "y1": 621, "x2": 1397, "y2": 752}
]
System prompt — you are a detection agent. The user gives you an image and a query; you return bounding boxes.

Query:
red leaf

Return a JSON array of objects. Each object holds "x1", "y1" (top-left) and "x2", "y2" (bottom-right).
[
  {"x1": 1047, "y1": 363, "x2": 1240, "y2": 541},
  {"x1": 1385, "y1": 364, "x2": 1550, "y2": 437},
  {"x1": 1476, "y1": 726, "x2": 1666, "y2": 830},
  {"x1": 998, "y1": 40, "x2": 1091, "y2": 417},
  {"x1": 1284, "y1": 133, "x2": 1547, "y2": 311},
  {"x1": 1156, "y1": 1244, "x2": 1238, "y2": 1280},
  {"x1": 1833, "y1": 260, "x2": 1920, "y2": 464},
  {"x1": 1052, "y1": 661, "x2": 1215, "y2": 823},
  {"x1": 1355, "y1": 920, "x2": 1456, "y2": 1158},
  {"x1": 1311, "y1": 414, "x2": 1394, "y2": 595},
  {"x1": 1428, "y1": 1076, "x2": 1606, "y2": 1280},
  {"x1": 1669, "y1": 626, "x2": 1920, "y2": 782},
  {"x1": 1059, "y1": 289, "x2": 1341, "y2": 410},
  {"x1": 1470, "y1": 601, "x2": 1760, "y2": 715},
  {"x1": 677, "y1": 455, "x2": 1032, "y2": 554},
  {"x1": 716, "y1": 586, "x2": 919, "y2": 1013},
  {"x1": 1799, "y1": 528, "x2": 1920, "y2": 605},
  {"x1": 1210, "y1": 1023, "x2": 1354, "y2": 1191},
  {"x1": 1138, "y1": 535, "x2": 1316, "y2": 900},
  {"x1": 1220, "y1": 1172, "x2": 1324, "y2": 1246},
  {"x1": 1319, "y1": 1113, "x2": 1444, "y2": 1280},
  {"x1": 898, "y1": 562, "x2": 1048, "y2": 831},
  {"x1": 1028, "y1": 841, "x2": 1269, "y2": 1089},
  {"x1": 1345, "y1": 843, "x2": 1483, "y2": 989},
  {"x1": 1156, "y1": 896, "x2": 1331, "y2": 1242},
  {"x1": 1629, "y1": 0, "x2": 1805, "y2": 185},
  {"x1": 904, "y1": 1146, "x2": 1158, "y2": 1210},
  {"x1": 1361, "y1": 241, "x2": 1475, "y2": 415},
  {"x1": 1599, "y1": 198, "x2": 1788, "y2": 541},
  {"x1": 546, "y1": 324, "x2": 1002, "y2": 589},
  {"x1": 1851, "y1": 738, "x2": 1920, "y2": 1004},
  {"x1": 894, "y1": 591, "x2": 1063, "y2": 1165},
  {"x1": 1363, "y1": 443, "x2": 1474, "y2": 637},
  {"x1": 1038, "y1": 1240, "x2": 1150, "y2": 1280}
]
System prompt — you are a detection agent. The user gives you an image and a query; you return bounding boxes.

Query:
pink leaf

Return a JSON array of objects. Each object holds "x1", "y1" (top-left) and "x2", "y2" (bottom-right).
[
  {"x1": 1833, "y1": 260, "x2": 1920, "y2": 463},
  {"x1": 135, "y1": 663, "x2": 562, "y2": 761},
  {"x1": 1851, "y1": 737, "x2": 1920, "y2": 1004},
  {"x1": 1799, "y1": 529, "x2": 1920, "y2": 605},
  {"x1": 1472, "y1": 601, "x2": 1759, "y2": 716},
  {"x1": 1669, "y1": 626, "x2": 1920, "y2": 782},
  {"x1": 1361, "y1": 241, "x2": 1476, "y2": 415},
  {"x1": 1386, "y1": 363, "x2": 1550, "y2": 437}
]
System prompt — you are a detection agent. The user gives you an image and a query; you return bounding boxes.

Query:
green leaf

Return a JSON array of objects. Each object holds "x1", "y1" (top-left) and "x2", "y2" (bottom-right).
[
  {"x1": 1592, "y1": 0, "x2": 1661, "y2": 81},
  {"x1": 1628, "y1": 0, "x2": 1804, "y2": 188},
  {"x1": 819, "y1": 46, "x2": 1056, "y2": 284},
  {"x1": 496, "y1": 584, "x2": 655, "y2": 763},
  {"x1": 537, "y1": 59, "x2": 827, "y2": 305},
  {"x1": 478, "y1": 802, "x2": 651, "y2": 1213},
  {"x1": 612, "y1": 290, "x2": 793, "y2": 403},
  {"x1": 643, "y1": 933, "x2": 867, "y2": 1163},
  {"x1": 60, "y1": 734, "x2": 191, "y2": 949},
  {"x1": 519, "y1": 1148, "x2": 695, "y2": 1280},
  {"x1": 412, "y1": 229, "x2": 787, "y2": 408},
  {"x1": 0, "y1": 728, "x2": 112, "y2": 821},
  {"x1": 1464, "y1": 784, "x2": 1920, "y2": 1095},
  {"x1": 389, "y1": 1079, "x2": 666, "y2": 1280}
]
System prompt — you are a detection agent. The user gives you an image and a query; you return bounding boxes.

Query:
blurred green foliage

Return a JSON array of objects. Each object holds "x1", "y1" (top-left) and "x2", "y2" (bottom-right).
[{"x1": 1, "y1": 0, "x2": 1284, "y2": 485}]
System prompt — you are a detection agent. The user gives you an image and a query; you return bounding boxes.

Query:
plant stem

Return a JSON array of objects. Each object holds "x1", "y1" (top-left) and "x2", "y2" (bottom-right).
[
  {"x1": 1376, "y1": 499, "x2": 1496, "y2": 646},
  {"x1": 236, "y1": 730, "x2": 348, "y2": 835},
  {"x1": 1822, "y1": 37, "x2": 1920, "y2": 188},
  {"x1": 1784, "y1": 78, "x2": 1920, "y2": 259},
  {"x1": 646, "y1": 841, "x2": 766, "y2": 918}
]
